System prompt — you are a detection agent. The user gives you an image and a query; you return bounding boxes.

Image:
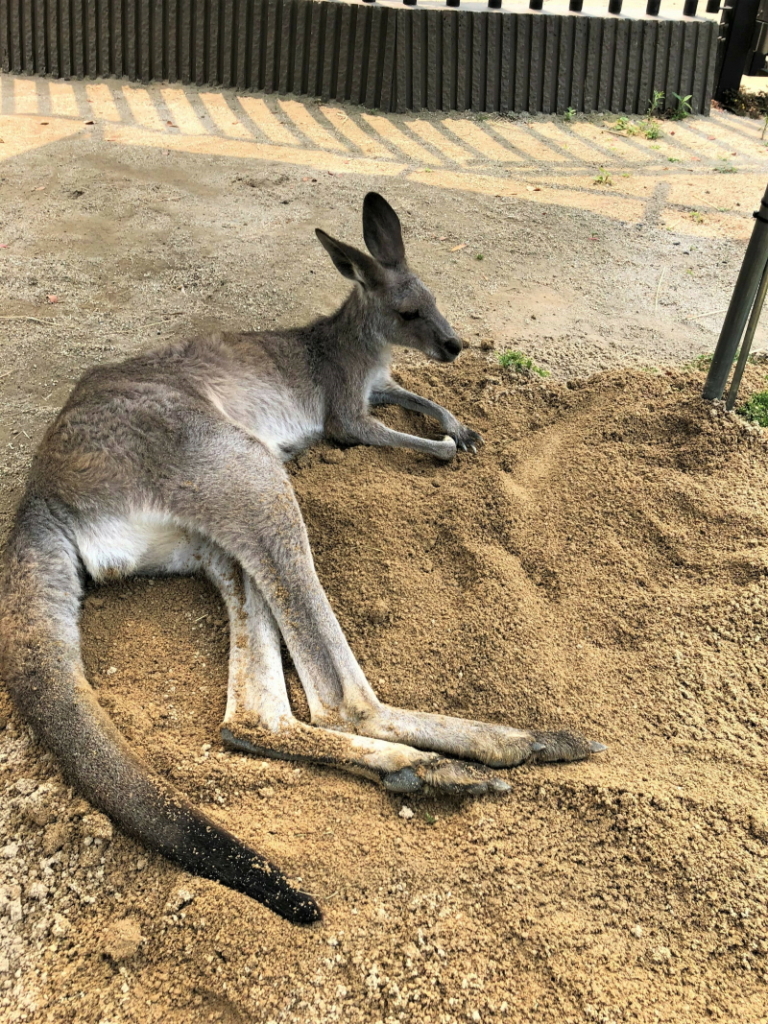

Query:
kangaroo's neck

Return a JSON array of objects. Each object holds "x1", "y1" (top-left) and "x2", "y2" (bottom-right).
[{"x1": 320, "y1": 288, "x2": 389, "y2": 361}]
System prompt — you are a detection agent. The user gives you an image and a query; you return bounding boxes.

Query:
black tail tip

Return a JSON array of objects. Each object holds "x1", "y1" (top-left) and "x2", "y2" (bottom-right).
[{"x1": 270, "y1": 887, "x2": 323, "y2": 925}]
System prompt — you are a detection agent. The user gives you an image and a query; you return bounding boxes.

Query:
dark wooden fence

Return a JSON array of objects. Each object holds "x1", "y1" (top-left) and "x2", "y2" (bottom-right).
[{"x1": 0, "y1": 0, "x2": 723, "y2": 114}]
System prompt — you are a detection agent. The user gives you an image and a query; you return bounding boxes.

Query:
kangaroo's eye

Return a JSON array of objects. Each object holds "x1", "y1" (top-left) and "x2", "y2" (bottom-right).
[{"x1": 399, "y1": 310, "x2": 420, "y2": 321}]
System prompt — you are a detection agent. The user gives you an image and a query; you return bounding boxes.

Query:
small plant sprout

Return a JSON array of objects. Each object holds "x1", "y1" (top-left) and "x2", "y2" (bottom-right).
[
  {"x1": 648, "y1": 90, "x2": 665, "y2": 117},
  {"x1": 739, "y1": 391, "x2": 768, "y2": 427},
  {"x1": 424, "y1": 812, "x2": 437, "y2": 826},
  {"x1": 594, "y1": 167, "x2": 612, "y2": 185},
  {"x1": 671, "y1": 93, "x2": 693, "y2": 119},
  {"x1": 475, "y1": 253, "x2": 484, "y2": 260},
  {"x1": 684, "y1": 353, "x2": 714, "y2": 371},
  {"x1": 563, "y1": 107, "x2": 577, "y2": 122},
  {"x1": 498, "y1": 350, "x2": 550, "y2": 377},
  {"x1": 689, "y1": 210, "x2": 704, "y2": 224},
  {"x1": 643, "y1": 121, "x2": 662, "y2": 140}
]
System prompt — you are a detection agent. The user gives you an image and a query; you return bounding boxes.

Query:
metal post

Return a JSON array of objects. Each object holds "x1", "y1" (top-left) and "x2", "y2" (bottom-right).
[
  {"x1": 646, "y1": 0, "x2": 661, "y2": 14},
  {"x1": 706, "y1": 0, "x2": 721, "y2": 8},
  {"x1": 529, "y1": 0, "x2": 544, "y2": 9},
  {"x1": 609, "y1": 0, "x2": 623, "y2": 11},
  {"x1": 704, "y1": 183, "x2": 768, "y2": 400},
  {"x1": 569, "y1": 0, "x2": 584, "y2": 8},
  {"x1": 725, "y1": 258, "x2": 768, "y2": 408},
  {"x1": 683, "y1": 0, "x2": 698, "y2": 13}
]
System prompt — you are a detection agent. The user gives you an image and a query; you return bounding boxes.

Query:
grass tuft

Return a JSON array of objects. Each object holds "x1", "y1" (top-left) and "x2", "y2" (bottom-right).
[
  {"x1": 498, "y1": 350, "x2": 550, "y2": 377},
  {"x1": 739, "y1": 391, "x2": 768, "y2": 427}
]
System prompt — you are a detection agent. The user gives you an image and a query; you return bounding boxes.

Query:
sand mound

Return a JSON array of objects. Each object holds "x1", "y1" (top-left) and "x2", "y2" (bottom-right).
[{"x1": 3, "y1": 354, "x2": 768, "y2": 1024}]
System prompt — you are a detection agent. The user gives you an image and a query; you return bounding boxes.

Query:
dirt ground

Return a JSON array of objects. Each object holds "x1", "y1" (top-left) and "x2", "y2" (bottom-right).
[{"x1": 3, "y1": 74, "x2": 768, "y2": 1024}]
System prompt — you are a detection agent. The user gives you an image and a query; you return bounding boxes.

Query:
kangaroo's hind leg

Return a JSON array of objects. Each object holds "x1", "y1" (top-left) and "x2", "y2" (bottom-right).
[
  {"x1": 200, "y1": 543, "x2": 509, "y2": 794},
  {"x1": 164, "y1": 419, "x2": 601, "y2": 790}
]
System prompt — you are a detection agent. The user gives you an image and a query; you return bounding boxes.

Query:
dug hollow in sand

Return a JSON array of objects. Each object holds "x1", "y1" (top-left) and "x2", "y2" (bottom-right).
[{"x1": 0, "y1": 193, "x2": 603, "y2": 923}]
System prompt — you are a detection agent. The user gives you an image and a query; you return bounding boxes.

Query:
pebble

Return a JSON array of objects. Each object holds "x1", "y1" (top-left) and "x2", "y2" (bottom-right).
[
  {"x1": 630, "y1": 925, "x2": 644, "y2": 938},
  {"x1": 51, "y1": 914, "x2": 70, "y2": 938},
  {"x1": 42, "y1": 822, "x2": 69, "y2": 856},
  {"x1": 102, "y1": 917, "x2": 143, "y2": 961},
  {"x1": 398, "y1": 806, "x2": 414, "y2": 820},
  {"x1": 80, "y1": 812, "x2": 113, "y2": 841},
  {"x1": 13, "y1": 779, "x2": 37, "y2": 796},
  {"x1": 165, "y1": 887, "x2": 195, "y2": 913},
  {"x1": 25, "y1": 881, "x2": 48, "y2": 901},
  {"x1": 1, "y1": 843, "x2": 19, "y2": 859},
  {"x1": 368, "y1": 598, "x2": 389, "y2": 624}
]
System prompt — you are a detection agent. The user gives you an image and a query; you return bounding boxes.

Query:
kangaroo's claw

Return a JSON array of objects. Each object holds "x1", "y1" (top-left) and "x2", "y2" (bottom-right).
[{"x1": 529, "y1": 731, "x2": 604, "y2": 763}]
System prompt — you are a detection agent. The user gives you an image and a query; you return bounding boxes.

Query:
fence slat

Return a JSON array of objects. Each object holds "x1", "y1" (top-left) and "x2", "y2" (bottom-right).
[
  {"x1": 380, "y1": 6, "x2": 397, "y2": 112},
  {"x1": 528, "y1": 11, "x2": 544, "y2": 113},
  {"x1": 610, "y1": 17, "x2": 629, "y2": 112},
  {"x1": 555, "y1": 14, "x2": 573, "y2": 114},
  {"x1": 597, "y1": 18, "x2": 615, "y2": 112},
  {"x1": 441, "y1": 8, "x2": 456, "y2": 111},
  {"x1": 623, "y1": 20, "x2": 643, "y2": 113},
  {"x1": 334, "y1": 2, "x2": 351, "y2": 101},
  {"x1": 485, "y1": 9, "x2": 501, "y2": 113},
  {"x1": 348, "y1": 2, "x2": 367, "y2": 105},
  {"x1": 396, "y1": 8, "x2": 409, "y2": 113},
  {"x1": 666, "y1": 20, "x2": 684, "y2": 106},
  {"x1": 569, "y1": 14, "x2": 588, "y2": 111},
  {"x1": 542, "y1": 13, "x2": 559, "y2": 114},
  {"x1": 471, "y1": 11, "x2": 485, "y2": 113},
  {"x1": 701, "y1": 15, "x2": 718, "y2": 113},
  {"x1": 318, "y1": 0, "x2": 333, "y2": 98},
  {"x1": 678, "y1": 19, "x2": 697, "y2": 107},
  {"x1": 364, "y1": 4, "x2": 382, "y2": 108},
  {"x1": 582, "y1": 16, "x2": 601, "y2": 112},
  {"x1": 513, "y1": 12, "x2": 530, "y2": 113},
  {"x1": 499, "y1": 12, "x2": 514, "y2": 113},
  {"x1": 652, "y1": 19, "x2": 670, "y2": 106}
]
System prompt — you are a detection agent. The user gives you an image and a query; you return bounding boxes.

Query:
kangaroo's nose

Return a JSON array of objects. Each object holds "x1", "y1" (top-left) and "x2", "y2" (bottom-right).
[{"x1": 443, "y1": 338, "x2": 462, "y2": 358}]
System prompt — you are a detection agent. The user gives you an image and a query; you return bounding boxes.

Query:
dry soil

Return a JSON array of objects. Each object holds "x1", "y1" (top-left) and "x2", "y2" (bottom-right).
[{"x1": 2, "y1": 76, "x2": 768, "y2": 1024}]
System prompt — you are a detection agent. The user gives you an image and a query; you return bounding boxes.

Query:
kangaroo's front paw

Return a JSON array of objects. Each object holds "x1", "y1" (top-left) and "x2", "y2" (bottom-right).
[
  {"x1": 435, "y1": 435, "x2": 458, "y2": 461},
  {"x1": 448, "y1": 424, "x2": 482, "y2": 454},
  {"x1": 530, "y1": 731, "x2": 607, "y2": 764}
]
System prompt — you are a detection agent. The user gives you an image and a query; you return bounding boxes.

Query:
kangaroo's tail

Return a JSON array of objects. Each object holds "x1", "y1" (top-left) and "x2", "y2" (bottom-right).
[{"x1": 0, "y1": 497, "x2": 320, "y2": 924}]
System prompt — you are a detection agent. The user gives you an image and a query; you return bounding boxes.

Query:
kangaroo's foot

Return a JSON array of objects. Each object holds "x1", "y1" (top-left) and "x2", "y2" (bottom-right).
[
  {"x1": 343, "y1": 704, "x2": 606, "y2": 770},
  {"x1": 221, "y1": 715, "x2": 511, "y2": 797}
]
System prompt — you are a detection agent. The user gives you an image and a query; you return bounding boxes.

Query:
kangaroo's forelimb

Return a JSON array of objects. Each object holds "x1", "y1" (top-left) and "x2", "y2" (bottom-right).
[{"x1": 369, "y1": 383, "x2": 482, "y2": 453}]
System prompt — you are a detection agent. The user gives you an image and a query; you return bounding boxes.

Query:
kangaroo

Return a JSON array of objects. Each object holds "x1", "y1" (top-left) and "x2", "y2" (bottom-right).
[{"x1": 0, "y1": 193, "x2": 603, "y2": 925}]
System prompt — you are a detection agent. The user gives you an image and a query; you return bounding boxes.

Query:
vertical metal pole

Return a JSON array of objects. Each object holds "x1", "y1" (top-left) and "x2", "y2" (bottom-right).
[
  {"x1": 724, "y1": 257, "x2": 768, "y2": 408},
  {"x1": 704, "y1": 183, "x2": 768, "y2": 400}
]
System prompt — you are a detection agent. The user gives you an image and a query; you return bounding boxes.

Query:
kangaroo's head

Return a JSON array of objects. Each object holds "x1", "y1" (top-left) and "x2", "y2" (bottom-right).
[{"x1": 315, "y1": 193, "x2": 463, "y2": 363}]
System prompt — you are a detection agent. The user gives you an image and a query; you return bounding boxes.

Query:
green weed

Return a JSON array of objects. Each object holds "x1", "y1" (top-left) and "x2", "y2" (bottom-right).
[
  {"x1": 671, "y1": 93, "x2": 693, "y2": 119},
  {"x1": 498, "y1": 350, "x2": 550, "y2": 377},
  {"x1": 648, "y1": 90, "x2": 665, "y2": 117},
  {"x1": 689, "y1": 211, "x2": 704, "y2": 224},
  {"x1": 563, "y1": 107, "x2": 577, "y2": 122},
  {"x1": 739, "y1": 390, "x2": 768, "y2": 427},
  {"x1": 594, "y1": 166, "x2": 612, "y2": 185}
]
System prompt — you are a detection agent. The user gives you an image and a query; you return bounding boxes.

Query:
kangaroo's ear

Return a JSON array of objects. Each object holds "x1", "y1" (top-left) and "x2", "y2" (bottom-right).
[
  {"x1": 362, "y1": 192, "x2": 406, "y2": 268},
  {"x1": 315, "y1": 229, "x2": 383, "y2": 287}
]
